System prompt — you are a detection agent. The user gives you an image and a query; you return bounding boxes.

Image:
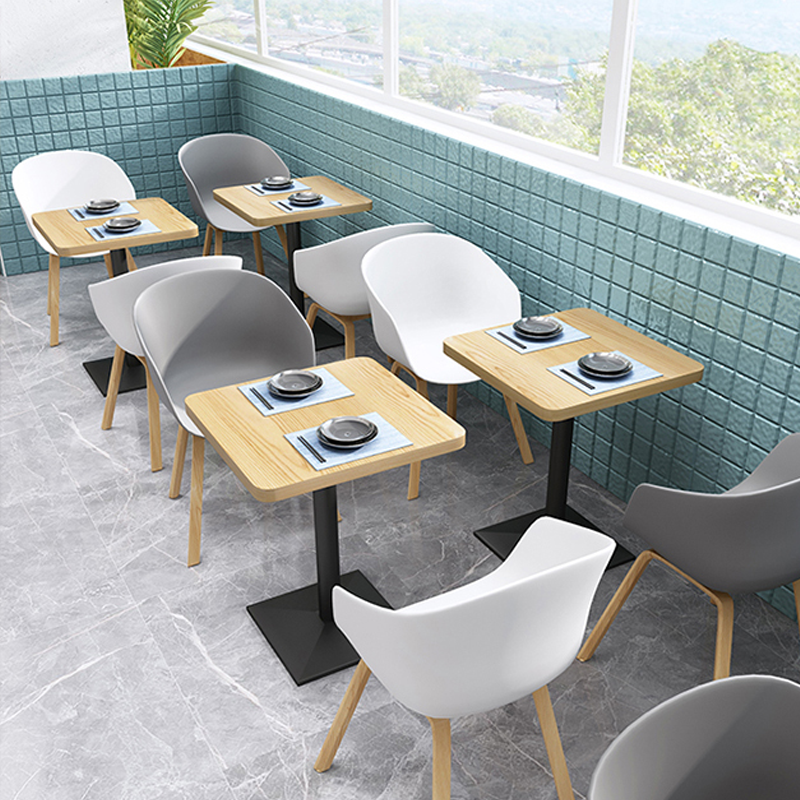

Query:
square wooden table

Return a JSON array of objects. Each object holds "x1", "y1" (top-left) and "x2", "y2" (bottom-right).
[
  {"x1": 213, "y1": 176, "x2": 372, "y2": 349},
  {"x1": 444, "y1": 308, "x2": 704, "y2": 564},
  {"x1": 185, "y1": 357, "x2": 465, "y2": 685},
  {"x1": 33, "y1": 197, "x2": 198, "y2": 391}
]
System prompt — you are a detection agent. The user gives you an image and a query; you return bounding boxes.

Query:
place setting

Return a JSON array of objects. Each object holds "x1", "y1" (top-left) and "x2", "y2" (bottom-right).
[
  {"x1": 68, "y1": 197, "x2": 138, "y2": 220},
  {"x1": 239, "y1": 367, "x2": 354, "y2": 415},
  {"x1": 487, "y1": 315, "x2": 591, "y2": 353},
  {"x1": 285, "y1": 410, "x2": 412, "y2": 470},
  {"x1": 271, "y1": 189, "x2": 341, "y2": 214},
  {"x1": 246, "y1": 174, "x2": 312, "y2": 196},
  {"x1": 85, "y1": 212, "x2": 160, "y2": 242},
  {"x1": 549, "y1": 350, "x2": 663, "y2": 395}
]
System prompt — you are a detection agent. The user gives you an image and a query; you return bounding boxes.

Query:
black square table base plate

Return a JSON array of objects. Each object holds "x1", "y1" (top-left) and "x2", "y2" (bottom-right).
[
  {"x1": 83, "y1": 355, "x2": 147, "y2": 397},
  {"x1": 247, "y1": 570, "x2": 389, "y2": 685},
  {"x1": 475, "y1": 506, "x2": 634, "y2": 570},
  {"x1": 312, "y1": 317, "x2": 345, "y2": 351}
]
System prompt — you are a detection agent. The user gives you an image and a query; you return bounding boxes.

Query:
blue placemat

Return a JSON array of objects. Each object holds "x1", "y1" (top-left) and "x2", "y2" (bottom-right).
[
  {"x1": 549, "y1": 352, "x2": 663, "y2": 395},
  {"x1": 487, "y1": 320, "x2": 591, "y2": 353},
  {"x1": 69, "y1": 201, "x2": 138, "y2": 221},
  {"x1": 286, "y1": 411, "x2": 413, "y2": 471},
  {"x1": 239, "y1": 367, "x2": 353, "y2": 416},
  {"x1": 86, "y1": 218, "x2": 161, "y2": 242},
  {"x1": 271, "y1": 195, "x2": 341, "y2": 214},
  {"x1": 246, "y1": 180, "x2": 311, "y2": 196}
]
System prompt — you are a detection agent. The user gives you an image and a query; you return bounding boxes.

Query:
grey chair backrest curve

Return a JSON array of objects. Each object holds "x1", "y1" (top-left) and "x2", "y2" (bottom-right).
[
  {"x1": 88, "y1": 256, "x2": 242, "y2": 356},
  {"x1": 178, "y1": 134, "x2": 288, "y2": 229},
  {"x1": 589, "y1": 675, "x2": 800, "y2": 800},
  {"x1": 133, "y1": 269, "x2": 315, "y2": 435},
  {"x1": 624, "y1": 433, "x2": 800, "y2": 592}
]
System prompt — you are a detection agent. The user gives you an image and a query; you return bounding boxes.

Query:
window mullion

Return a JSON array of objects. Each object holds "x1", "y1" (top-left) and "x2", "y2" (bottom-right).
[
  {"x1": 599, "y1": 0, "x2": 639, "y2": 165},
  {"x1": 254, "y1": 0, "x2": 269, "y2": 57},
  {"x1": 383, "y1": 0, "x2": 399, "y2": 96}
]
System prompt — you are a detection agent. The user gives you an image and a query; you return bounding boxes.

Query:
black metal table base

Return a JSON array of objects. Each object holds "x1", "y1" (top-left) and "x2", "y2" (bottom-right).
[
  {"x1": 312, "y1": 317, "x2": 345, "y2": 350},
  {"x1": 247, "y1": 570, "x2": 389, "y2": 685},
  {"x1": 83, "y1": 353, "x2": 146, "y2": 397}
]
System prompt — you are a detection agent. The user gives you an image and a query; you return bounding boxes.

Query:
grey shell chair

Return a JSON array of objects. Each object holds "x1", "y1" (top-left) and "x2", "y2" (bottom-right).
[
  {"x1": 88, "y1": 255, "x2": 242, "y2": 473},
  {"x1": 293, "y1": 223, "x2": 435, "y2": 359},
  {"x1": 589, "y1": 675, "x2": 800, "y2": 800},
  {"x1": 133, "y1": 269, "x2": 315, "y2": 566},
  {"x1": 178, "y1": 133, "x2": 290, "y2": 273},
  {"x1": 578, "y1": 433, "x2": 800, "y2": 679}
]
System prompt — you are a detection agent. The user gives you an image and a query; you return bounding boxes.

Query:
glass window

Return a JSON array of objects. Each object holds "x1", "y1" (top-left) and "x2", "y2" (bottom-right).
[
  {"x1": 196, "y1": 0, "x2": 259, "y2": 52},
  {"x1": 623, "y1": 0, "x2": 800, "y2": 215},
  {"x1": 397, "y1": 0, "x2": 614, "y2": 155}
]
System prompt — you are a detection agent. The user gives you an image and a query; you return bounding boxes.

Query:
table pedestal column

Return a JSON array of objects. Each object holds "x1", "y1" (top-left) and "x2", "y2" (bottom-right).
[{"x1": 247, "y1": 485, "x2": 389, "y2": 685}]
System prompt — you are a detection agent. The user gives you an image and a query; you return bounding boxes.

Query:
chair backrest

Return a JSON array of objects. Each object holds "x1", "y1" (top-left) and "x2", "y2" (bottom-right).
[
  {"x1": 88, "y1": 256, "x2": 243, "y2": 357},
  {"x1": 12, "y1": 150, "x2": 136, "y2": 254},
  {"x1": 293, "y1": 222, "x2": 435, "y2": 317},
  {"x1": 361, "y1": 233, "x2": 521, "y2": 370},
  {"x1": 589, "y1": 675, "x2": 800, "y2": 800},
  {"x1": 624, "y1": 433, "x2": 800, "y2": 592},
  {"x1": 178, "y1": 133, "x2": 288, "y2": 228},
  {"x1": 133, "y1": 269, "x2": 315, "y2": 435},
  {"x1": 333, "y1": 516, "x2": 614, "y2": 719}
]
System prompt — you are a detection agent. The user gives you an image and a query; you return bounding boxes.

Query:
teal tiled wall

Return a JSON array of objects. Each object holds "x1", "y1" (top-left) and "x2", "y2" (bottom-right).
[{"x1": 1, "y1": 63, "x2": 797, "y2": 620}]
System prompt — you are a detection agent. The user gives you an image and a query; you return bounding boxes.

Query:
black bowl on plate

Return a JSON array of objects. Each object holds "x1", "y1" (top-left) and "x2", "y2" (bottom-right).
[
  {"x1": 289, "y1": 190, "x2": 323, "y2": 206},
  {"x1": 317, "y1": 416, "x2": 378, "y2": 449},
  {"x1": 267, "y1": 369, "x2": 323, "y2": 398},
  {"x1": 103, "y1": 216, "x2": 141, "y2": 233},
  {"x1": 577, "y1": 352, "x2": 633, "y2": 378},
  {"x1": 261, "y1": 175, "x2": 293, "y2": 190},
  {"x1": 86, "y1": 198, "x2": 120, "y2": 214},
  {"x1": 512, "y1": 316, "x2": 563, "y2": 339}
]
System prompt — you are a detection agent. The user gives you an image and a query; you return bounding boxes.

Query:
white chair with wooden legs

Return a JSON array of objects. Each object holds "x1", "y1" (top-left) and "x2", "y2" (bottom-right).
[
  {"x1": 12, "y1": 150, "x2": 136, "y2": 346},
  {"x1": 178, "y1": 133, "x2": 291, "y2": 272},
  {"x1": 316, "y1": 516, "x2": 615, "y2": 800},
  {"x1": 294, "y1": 223, "x2": 435, "y2": 359},
  {"x1": 362, "y1": 233, "x2": 534, "y2": 499},
  {"x1": 88, "y1": 256, "x2": 243, "y2": 473},
  {"x1": 133, "y1": 269, "x2": 314, "y2": 566},
  {"x1": 578, "y1": 433, "x2": 800, "y2": 680}
]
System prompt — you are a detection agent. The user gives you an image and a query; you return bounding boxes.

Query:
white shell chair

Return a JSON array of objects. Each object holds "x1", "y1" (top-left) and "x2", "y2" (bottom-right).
[
  {"x1": 12, "y1": 150, "x2": 136, "y2": 346},
  {"x1": 88, "y1": 255, "x2": 242, "y2": 473},
  {"x1": 578, "y1": 432, "x2": 800, "y2": 680},
  {"x1": 294, "y1": 223, "x2": 435, "y2": 359},
  {"x1": 362, "y1": 232, "x2": 534, "y2": 498},
  {"x1": 589, "y1": 675, "x2": 800, "y2": 800},
  {"x1": 133, "y1": 269, "x2": 314, "y2": 566},
  {"x1": 316, "y1": 516, "x2": 616, "y2": 800},
  {"x1": 178, "y1": 133, "x2": 291, "y2": 272}
]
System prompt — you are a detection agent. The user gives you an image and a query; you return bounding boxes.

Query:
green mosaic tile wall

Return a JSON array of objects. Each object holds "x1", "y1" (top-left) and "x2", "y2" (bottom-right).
[{"x1": 0, "y1": 64, "x2": 235, "y2": 273}]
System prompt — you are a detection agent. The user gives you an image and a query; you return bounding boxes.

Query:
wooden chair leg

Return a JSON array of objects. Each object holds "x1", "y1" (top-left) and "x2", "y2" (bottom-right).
[
  {"x1": 504, "y1": 395, "x2": 534, "y2": 465},
  {"x1": 306, "y1": 302, "x2": 321, "y2": 329},
  {"x1": 315, "y1": 660, "x2": 372, "y2": 773},
  {"x1": 415, "y1": 376, "x2": 429, "y2": 399},
  {"x1": 577, "y1": 549, "x2": 656, "y2": 661},
  {"x1": 187, "y1": 435, "x2": 204, "y2": 567},
  {"x1": 407, "y1": 461, "x2": 421, "y2": 500},
  {"x1": 48, "y1": 254, "x2": 60, "y2": 346},
  {"x1": 103, "y1": 253, "x2": 114, "y2": 278},
  {"x1": 202, "y1": 223, "x2": 213, "y2": 256},
  {"x1": 428, "y1": 717, "x2": 451, "y2": 800},
  {"x1": 342, "y1": 319, "x2": 356, "y2": 359},
  {"x1": 711, "y1": 591, "x2": 734, "y2": 680},
  {"x1": 252, "y1": 230, "x2": 265, "y2": 275},
  {"x1": 141, "y1": 358, "x2": 162, "y2": 472},
  {"x1": 446, "y1": 384, "x2": 457, "y2": 418},
  {"x1": 101, "y1": 345, "x2": 125, "y2": 430},
  {"x1": 532, "y1": 685, "x2": 575, "y2": 800},
  {"x1": 274, "y1": 223, "x2": 289, "y2": 261},
  {"x1": 213, "y1": 226, "x2": 223, "y2": 255},
  {"x1": 124, "y1": 249, "x2": 137, "y2": 271},
  {"x1": 169, "y1": 427, "x2": 189, "y2": 499}
]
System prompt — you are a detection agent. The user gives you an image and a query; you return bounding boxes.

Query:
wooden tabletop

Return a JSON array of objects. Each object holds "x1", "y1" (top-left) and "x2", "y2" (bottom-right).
[
  {"x1": 32, "y1": 197, "x2": 198, "y2": 257},
  {"x1": 444, "y1": 308, "x2": 704, "y2": 422},
  {"x1": 185, "y1": 357, "x2": 465, "y2": 503},
  {"x1": 212, "y1": 176, "x2": 372, "y2": 228}
]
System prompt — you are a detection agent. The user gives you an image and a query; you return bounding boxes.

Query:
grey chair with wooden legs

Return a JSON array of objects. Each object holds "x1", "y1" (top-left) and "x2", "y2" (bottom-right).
[
  {"x1": 178, "y1": 133, "x2": 291, "y2": 273},
  {"x1": 589, "y1": 675, "x2": 800, "y2": 800},
  {"x1": 578, "y1": 433, "x2": 800, "y2": 680},
  {"x1": 294, "y1": 222, "x2": 435, "y2": 359},
  {"x1": 88, "y1": 256, "x2": 242, "y2": 473},
  {"x1": 316, "y1": 517, "x2": 615, "y2": 800},
  {"x1": 133, "y1": 269, "x2": 314, "y2": 566},
  {"x1": 362, "y1": 233, "x2": 534, "y2": 500}
]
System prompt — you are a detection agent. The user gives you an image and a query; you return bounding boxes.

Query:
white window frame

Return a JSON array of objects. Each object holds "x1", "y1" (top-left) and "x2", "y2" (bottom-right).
[{"x1": 189, "y1": 0, "x2": 800, "y2": 258}]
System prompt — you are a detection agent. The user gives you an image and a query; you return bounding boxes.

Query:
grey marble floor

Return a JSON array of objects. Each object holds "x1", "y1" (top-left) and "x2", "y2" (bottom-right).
[{"x1": 2, "y1": 240, "x2": 798, "y2": 800}]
